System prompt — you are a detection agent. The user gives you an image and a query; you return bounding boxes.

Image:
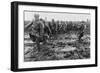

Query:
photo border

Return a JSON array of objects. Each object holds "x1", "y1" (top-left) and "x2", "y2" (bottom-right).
[{"x1": 11, "y1": 1, "x2": 98, "y2": 72}]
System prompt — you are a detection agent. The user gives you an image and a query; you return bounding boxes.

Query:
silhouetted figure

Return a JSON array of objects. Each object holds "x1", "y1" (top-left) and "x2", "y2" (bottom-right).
[{"x1": 78, "y1": 23, "x2": 86, "y2": 42}]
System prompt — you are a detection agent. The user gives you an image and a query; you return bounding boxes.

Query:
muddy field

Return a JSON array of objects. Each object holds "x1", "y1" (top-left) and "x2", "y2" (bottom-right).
[{"x1": 24, "y1": 32, "x2": 90, "y2": 62}]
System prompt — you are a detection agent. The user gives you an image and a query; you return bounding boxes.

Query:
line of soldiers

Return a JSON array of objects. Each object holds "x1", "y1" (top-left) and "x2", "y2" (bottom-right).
[{"x1": 26, "y1": 14, "x2": 86, "y2": 51}]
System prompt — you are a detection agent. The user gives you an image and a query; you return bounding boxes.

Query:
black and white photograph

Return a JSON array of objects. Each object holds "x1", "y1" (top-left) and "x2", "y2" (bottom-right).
[
  {"x1": 24, "y1": 11, "x2": 91, "y2": 62},
  {"x1": 11, "y1": 1, "x2": 97, "y2": 71}
]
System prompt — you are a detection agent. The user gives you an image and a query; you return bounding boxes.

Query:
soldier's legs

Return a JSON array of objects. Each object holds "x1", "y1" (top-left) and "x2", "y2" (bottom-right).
[{"x1": 36, "y1": 38, "x2": 40, "y2": 51}]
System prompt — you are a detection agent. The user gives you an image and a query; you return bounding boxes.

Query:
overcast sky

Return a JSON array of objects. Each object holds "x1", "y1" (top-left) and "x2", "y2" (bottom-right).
[{"x1": 24, "y1": 11, "x2": 91, "y2": 21}]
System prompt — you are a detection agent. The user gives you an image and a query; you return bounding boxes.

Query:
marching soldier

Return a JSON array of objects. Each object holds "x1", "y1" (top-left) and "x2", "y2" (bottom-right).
[{"x1": 78, "y1": 23, "x2": 86, "y2": 42}]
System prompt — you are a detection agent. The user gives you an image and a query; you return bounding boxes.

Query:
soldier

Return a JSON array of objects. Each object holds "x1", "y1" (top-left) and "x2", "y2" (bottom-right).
[
  {"x1": 29, "y1": 14, "x2": 45, "y2": 51},
  {"x1": 78, "y1": 23, "x2": 86, "y2": 42}
]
